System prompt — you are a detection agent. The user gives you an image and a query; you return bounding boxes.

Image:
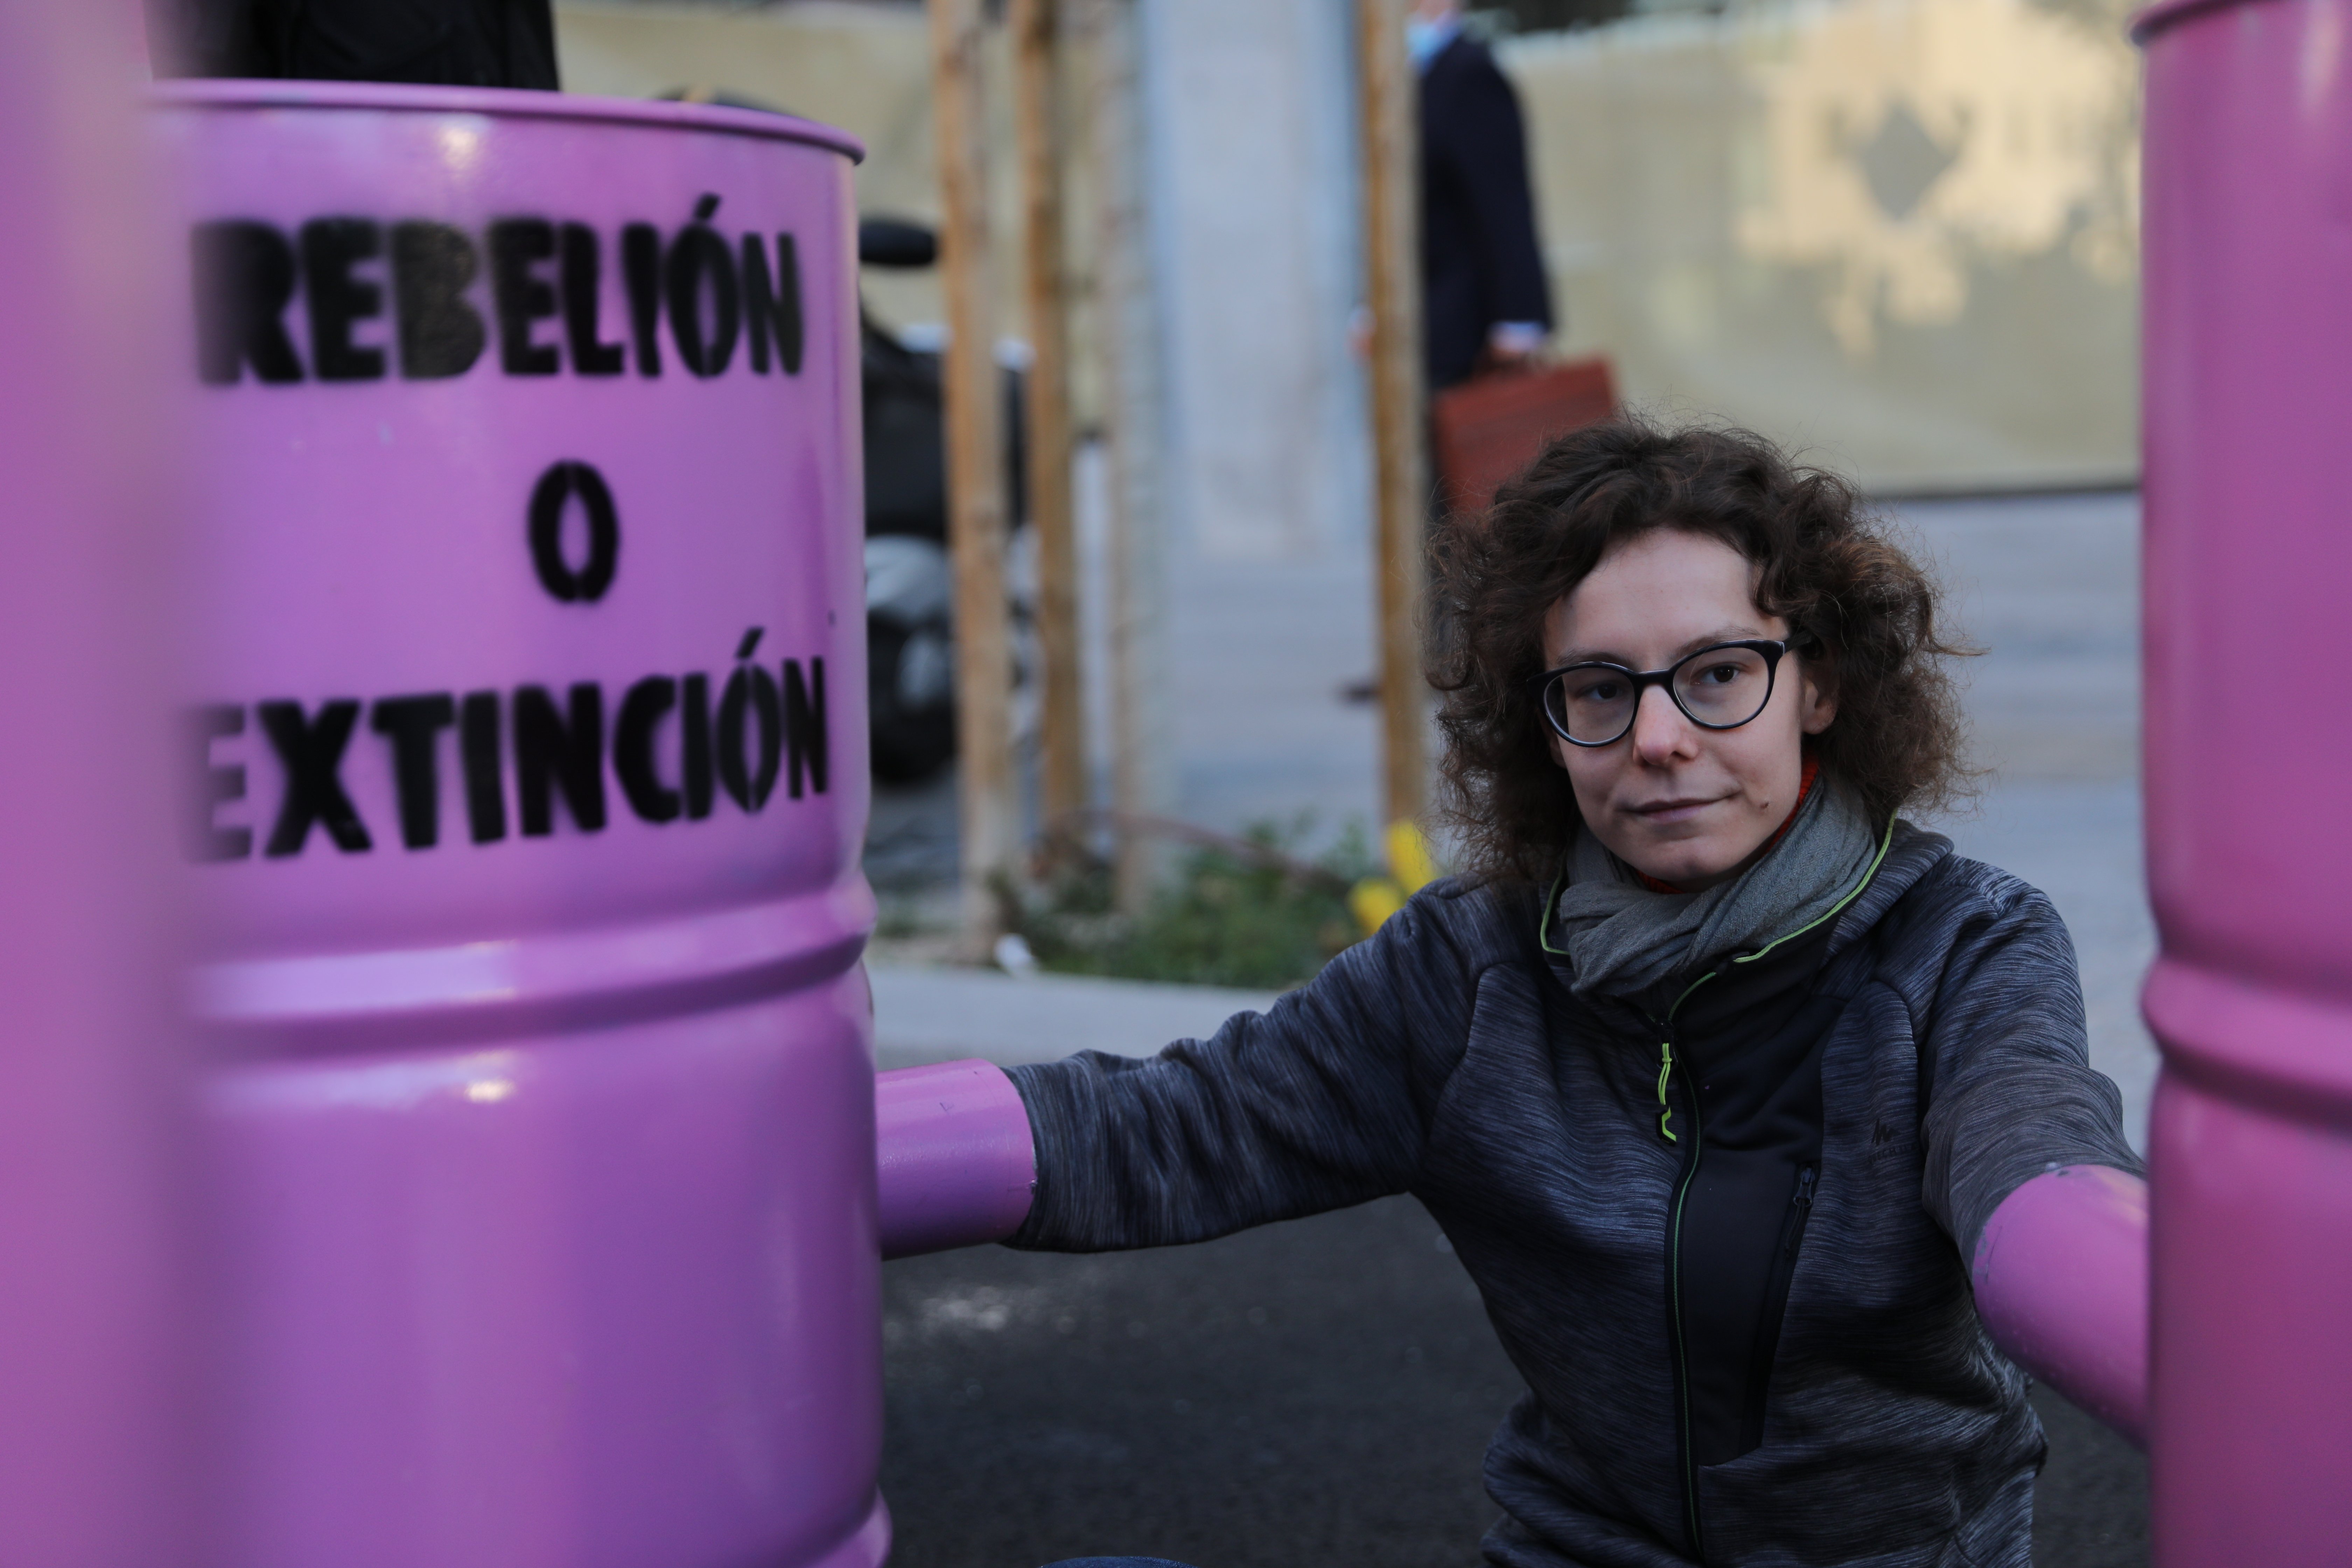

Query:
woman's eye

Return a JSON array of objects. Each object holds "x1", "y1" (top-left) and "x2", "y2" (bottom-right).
[
  {"x1": 1695, "y1": 662, "x2": 1741, "y2": 686},
  {"x1": 1576, "y1": 678, "x2": 1625, "y2": 704}
]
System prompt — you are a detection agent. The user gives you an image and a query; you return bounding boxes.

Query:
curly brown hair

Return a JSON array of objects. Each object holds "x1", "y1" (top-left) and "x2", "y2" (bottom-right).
[{"x1": 1429, "y1": 415, "x2": 1974, "y2": 885}]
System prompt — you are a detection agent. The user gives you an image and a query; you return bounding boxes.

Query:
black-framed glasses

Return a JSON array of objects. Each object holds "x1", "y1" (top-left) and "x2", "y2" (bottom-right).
[{"x1": 1530, "y1": 639, "x2": 1788, "y2": 748}]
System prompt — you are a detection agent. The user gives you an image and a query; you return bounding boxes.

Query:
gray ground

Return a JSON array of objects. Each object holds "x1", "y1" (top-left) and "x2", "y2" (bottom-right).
[
  {"x1": 880, "y1": 1202, "x2": 2145, "y2": 1568},
  {"x1": 868, "y1": 491, "x2": 2151, "y2": 1566}
]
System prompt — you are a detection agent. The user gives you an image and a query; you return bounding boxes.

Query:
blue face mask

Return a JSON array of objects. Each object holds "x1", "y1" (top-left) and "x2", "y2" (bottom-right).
[{"x1": 1406, "y1": 14, "x2": 1461, "y2": 69}]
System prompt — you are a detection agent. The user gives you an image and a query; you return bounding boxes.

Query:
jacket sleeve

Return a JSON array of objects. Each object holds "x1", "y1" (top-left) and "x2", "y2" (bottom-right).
[
  {"x1": 1002, "y1": 886, "x2": 1482, "y2": 1252},
  {"x1": 1916, "y1": 881, "x2": 2143, "y2": 1260},
  {"x1": 1438, "y1": 51, "x2": 1553, "y2": 331}
]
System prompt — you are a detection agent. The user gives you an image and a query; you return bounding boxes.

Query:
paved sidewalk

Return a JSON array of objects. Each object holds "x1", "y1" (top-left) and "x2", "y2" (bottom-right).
[{"x1": 872, "y1": 966, "x2": 1282, "y2": 1070}]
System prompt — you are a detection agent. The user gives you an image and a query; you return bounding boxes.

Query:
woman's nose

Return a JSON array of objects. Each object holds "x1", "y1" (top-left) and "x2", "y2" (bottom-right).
[{"x1": 1629, "y1": 684, "x2": 1696, "y2": 762}]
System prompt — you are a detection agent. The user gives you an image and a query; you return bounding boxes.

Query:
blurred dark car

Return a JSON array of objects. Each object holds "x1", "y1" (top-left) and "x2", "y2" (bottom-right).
[
  {"x1": 857, "y1": 218, "x2": 958, "y2": 785},
  {"x1": 856, "y1": 216, "x2": 1026, "y2": 786}
]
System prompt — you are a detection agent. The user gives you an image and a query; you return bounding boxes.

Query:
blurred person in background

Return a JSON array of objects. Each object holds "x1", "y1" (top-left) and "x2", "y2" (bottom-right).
[
  {"x1": 1414, "y1": 0, "x2": 1554, "y2": 389},
  {"x1": 147, "y1": 0, "x2": 556, "y2": 88}
]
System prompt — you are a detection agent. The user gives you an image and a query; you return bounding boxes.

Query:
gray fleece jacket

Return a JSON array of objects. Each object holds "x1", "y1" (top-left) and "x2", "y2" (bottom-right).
[{"x1": 1004, "y1": 824, "x2": 2141, "y2": 1567}]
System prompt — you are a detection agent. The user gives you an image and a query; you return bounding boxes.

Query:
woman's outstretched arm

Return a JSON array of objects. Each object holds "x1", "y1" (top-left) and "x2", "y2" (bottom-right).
[
  {"x1": 1001, "y1": 886, "x2": 1487, "y2": 1253},
  {"x1": 1915, "y1": 873, "x2": 2147, "y2": 1442}
]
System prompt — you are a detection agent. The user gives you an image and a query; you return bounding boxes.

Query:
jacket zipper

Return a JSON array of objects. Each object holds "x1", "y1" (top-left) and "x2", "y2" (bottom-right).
[
  {"x1": 1665, "y1": 1057, "x2": 1706, "y2": 1562},
  {"x1": 1739, "y1": 1165, "x2": 1820, "y2": 1455},
  {"x1": 1655, "y1": 1040, "x2": 1679, "y2": 1142},
  {"x1": 1784, "y1": 1167, "x2": 1816, "y2": 1257},
  {"x1": 1657, "y1": 978, "x2": 1714, "y2": 1565}
]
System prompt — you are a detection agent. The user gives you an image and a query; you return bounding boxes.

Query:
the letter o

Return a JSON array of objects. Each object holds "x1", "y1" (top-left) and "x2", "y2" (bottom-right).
[{"x1": 528, "y1": 460, "x2": 620, "y2": 603}]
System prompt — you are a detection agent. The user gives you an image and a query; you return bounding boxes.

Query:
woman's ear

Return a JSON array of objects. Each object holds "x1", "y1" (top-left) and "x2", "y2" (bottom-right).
[{"x1": 1798, "y1": 649, "x2": 1838, "y2": 736}]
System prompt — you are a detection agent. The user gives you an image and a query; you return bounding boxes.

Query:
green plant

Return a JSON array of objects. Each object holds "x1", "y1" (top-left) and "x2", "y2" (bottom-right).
[{"x1": 1000, "y1": 819, "x2": 1376, "y2": 991}]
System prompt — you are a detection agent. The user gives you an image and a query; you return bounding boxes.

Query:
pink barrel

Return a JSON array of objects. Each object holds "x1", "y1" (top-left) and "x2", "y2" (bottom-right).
[
  {"x1": 2137, "y1": 0, "x2": 2352, "y2": 1560},
  {"x1": 153, "y1": 82, "x2": 880, "y2": 1568},
  {"x1": 0, "y1": 8, "x2": 200, "y2": 1566}
]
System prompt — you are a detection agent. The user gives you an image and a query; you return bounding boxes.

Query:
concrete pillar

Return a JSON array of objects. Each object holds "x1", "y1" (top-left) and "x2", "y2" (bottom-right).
[{"x1": 1137, "y1": 0, "x2": 1369, "y2": 566}]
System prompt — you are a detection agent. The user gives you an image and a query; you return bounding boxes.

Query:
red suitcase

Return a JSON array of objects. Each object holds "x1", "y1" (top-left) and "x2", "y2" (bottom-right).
[{"x1": 1431, "y1": 356, "x2": 1617, "y2": 516}]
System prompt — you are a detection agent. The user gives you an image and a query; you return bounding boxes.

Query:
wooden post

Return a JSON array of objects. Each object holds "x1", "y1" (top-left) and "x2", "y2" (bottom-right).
[
  {"x1": 928, "y1": 0, "x2": 1017, "y2": 940},
  {"x1": 1356, "y1": 0, "x2": 1429, "y2": 834},
  {"x1": 1011, "y1": 0, "x2": 1087, "y2": 833}
]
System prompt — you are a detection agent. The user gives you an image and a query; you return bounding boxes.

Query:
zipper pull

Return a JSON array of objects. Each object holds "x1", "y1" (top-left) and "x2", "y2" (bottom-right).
[
  {"x1": 1784, "y1": 1167, "x2": 1816, "y2": 1257},
  {"x1": 1656, "y1": 1040, "x2": 1678, "y2": 1143}
]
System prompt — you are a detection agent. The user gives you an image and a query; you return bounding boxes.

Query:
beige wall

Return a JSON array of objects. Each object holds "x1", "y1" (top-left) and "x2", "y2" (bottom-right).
[
  {"x1": 1502, "y1": 0, "x2": 2143, "y2": 492},
  {"x1": 557, "y1": 0, "x2": 2144, "y2": 495},
  {"x1": 555, "y1": 0, "x2": 983, "y2": 339}
]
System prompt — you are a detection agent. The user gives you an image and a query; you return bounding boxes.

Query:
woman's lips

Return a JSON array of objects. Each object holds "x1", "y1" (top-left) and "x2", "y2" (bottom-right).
[{"x1": 1626, "y1": 796, "x2": 1722, "y2": 824}]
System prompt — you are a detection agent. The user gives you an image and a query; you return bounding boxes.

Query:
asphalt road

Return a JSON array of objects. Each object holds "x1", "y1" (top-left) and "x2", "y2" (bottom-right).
[{"x1": 879, "y1": 1197, "x2": 2146, "y2": 1568}]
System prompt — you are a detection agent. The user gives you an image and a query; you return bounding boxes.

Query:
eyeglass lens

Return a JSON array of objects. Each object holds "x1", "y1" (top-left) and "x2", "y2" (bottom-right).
[{"x1": 1544, "y1": 644, "x2": 1776, "y2": 743}]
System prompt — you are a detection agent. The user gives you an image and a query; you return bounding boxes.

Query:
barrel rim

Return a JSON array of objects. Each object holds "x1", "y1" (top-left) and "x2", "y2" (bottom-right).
[
  {"x1": 148, "y1": 78, "x2": 866, "y2": 164},
  {"x1": 190, "y1": 876, "x2": 878, "y2": 1057},
  {"x1": 2130, "y1": 0, "x2": 2265, "y2": 45}
]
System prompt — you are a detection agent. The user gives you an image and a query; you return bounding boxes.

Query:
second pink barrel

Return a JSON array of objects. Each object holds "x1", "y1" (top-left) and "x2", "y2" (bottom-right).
[
  {"x1": 2138, "y1": 0, "x2": 2352, "y2": 1561},
  {"x1": 157, "y1": 82, "x2": 879, "y2": 1568}
]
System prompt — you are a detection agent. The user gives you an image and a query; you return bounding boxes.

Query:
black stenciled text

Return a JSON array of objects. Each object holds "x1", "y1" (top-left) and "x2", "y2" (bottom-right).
[
  {"x1": 190, "y1": 194, "x2": 804, "y2": 387},
  {"x1": 186, "y1": 631, "x2": 828, "y2": 862}
]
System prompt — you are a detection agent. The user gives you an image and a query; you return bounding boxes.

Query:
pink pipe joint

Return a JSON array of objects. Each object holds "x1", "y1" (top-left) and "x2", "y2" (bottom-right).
[
  {"x1": 1970, "y1": 1164, "x2": 2148, "y2": 1446},
  {"x1": 875, "y1": 1061, "x2": 1036, "y2": 1259}
]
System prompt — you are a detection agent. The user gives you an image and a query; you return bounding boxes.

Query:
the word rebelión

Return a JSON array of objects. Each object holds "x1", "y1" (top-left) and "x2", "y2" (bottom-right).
[
  {"x1": 191, "y1": 196, "x2": 803, "y2": 387},
  {"x1": 188, "y1": 646, "x2": 828, "y2": 862}
]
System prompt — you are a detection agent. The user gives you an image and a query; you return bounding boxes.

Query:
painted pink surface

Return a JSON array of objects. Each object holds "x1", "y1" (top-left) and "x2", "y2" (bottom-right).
[
  {"x1": 2145, "y1": 1070, "x2": 2352, "y2": 1562},
  {"x1": 156, "y1": 83, "x2": 883, "y2": 1568},
  {"x1": 1970, "y1": 1167, "x2": 2148, "y2": 1446},
  {"x1": 2137, "y1": 0, "x2": 2352, "y2": 1559},
  {"x1": 0, "y1": 8, "x2": 200, "y2": 1566},
  {"x1": 876, "y1": 1060, "x2": 1037, "y2": 1258},
  {"x1": 210, "y1": 978, "x2": 882, "y2": 1567}
]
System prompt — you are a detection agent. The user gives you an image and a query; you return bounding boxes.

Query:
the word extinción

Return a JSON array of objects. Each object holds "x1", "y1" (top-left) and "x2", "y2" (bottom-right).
[
  {"x1": 187, "y1": 630, "x2": 827, "y2": 863},
  {"x1": 192, "y1": 194, "x2": 802, "y2": 387}
]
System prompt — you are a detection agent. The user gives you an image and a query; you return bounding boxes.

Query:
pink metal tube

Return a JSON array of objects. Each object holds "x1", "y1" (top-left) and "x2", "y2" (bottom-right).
[
  {"x1": 2136, "y1": 0, "x2": 2352, "y2": 1559},
  {"x1": 876, "y1": 1060, "x2": 1036, "y2": 1259},
  {"x1": 1970, "y1": 1166, "x2": 2148, "y2": 1446},
  {"x1": 0, "y1": 7, "x2": 198, "y2": 1564}
]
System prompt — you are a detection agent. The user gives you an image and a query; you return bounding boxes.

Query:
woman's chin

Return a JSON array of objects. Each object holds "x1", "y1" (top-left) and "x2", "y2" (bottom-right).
[
  {"x1": 1616, "y1": 833, "x2": 1753, "y2": 891},
  {"x1": 1642, "y1": 859, "x2": 1737, "y2": 891}
]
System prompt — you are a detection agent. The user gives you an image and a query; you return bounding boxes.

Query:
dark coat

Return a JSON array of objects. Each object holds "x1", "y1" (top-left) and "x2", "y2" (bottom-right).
[
  {"x1": 1006, "y1": 825, "x2": 2141, "y2": 1567},
  {"x1": 150, "y1": 0, "x2": 558, "y2": 89},
  {"x1": 1420, "y1": 33, "x2": 1555, "y2": 390}
]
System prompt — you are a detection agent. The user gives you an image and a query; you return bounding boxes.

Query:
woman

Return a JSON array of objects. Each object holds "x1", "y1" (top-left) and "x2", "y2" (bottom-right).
[{"x1": 1004, "y1": 420, "x2": 2140, "y2": 1567}]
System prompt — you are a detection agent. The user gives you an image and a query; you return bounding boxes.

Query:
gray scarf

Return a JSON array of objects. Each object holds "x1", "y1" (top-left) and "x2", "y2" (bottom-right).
[{"x1": 1551, "y1": 774, "x2": 1884, "y2": 1007}]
